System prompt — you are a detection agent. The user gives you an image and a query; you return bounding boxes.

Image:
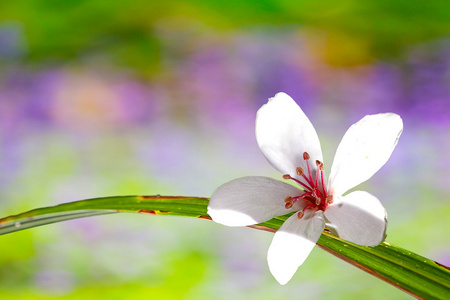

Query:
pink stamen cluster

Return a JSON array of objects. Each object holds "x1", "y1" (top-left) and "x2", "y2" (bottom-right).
[{"x1": 283, "y1": 152, "x2": 333, "y2": 219}]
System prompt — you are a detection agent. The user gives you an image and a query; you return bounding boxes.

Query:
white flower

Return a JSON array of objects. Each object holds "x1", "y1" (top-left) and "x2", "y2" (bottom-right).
[{"x1": 208, "y1": 92, "x2": 403, "y2": 285}]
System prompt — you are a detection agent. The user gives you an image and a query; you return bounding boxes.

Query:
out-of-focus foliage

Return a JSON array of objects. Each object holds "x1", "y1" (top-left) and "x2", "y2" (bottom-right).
[{"x1": 1, "y1": 0, "x2": 449, "y2": 71}]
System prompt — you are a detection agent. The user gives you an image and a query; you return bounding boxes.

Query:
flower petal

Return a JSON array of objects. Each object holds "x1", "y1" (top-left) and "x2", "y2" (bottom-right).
[
  {"x1": 328, "y1": 113, "x2": 403, "y2": 196},
  {"x1": 256, "y1": 93, "x2": 323, "y2": 187},
  {"x1": 267, "y1": 210, "x2": 325, "y2": 285},
  {"x1": 208, "y1": 176, "x2": 305, "y2": 227},
  {"x1": 324, "y1": 191, "x2": 387, "y2": 246}
]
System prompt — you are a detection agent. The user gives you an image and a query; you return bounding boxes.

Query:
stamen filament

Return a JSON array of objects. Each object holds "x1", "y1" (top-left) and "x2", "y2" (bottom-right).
[
  {"x1": 283, "y1": 174, "x2": 312, "y2": 191},
  {"x1": 306, "y1": 158, "x2": 313, "y2": 185},
  {"x1": 300, "y1": 174, "x2": 314, "y2": 190},
  {"x1": 283, "y1": 152, "x2": 332, "y2": 214},
  {"x1": 315, "y1": 160, "x2": 320, "y2": 188},
  {"x1": 297, "y1": 204, "x2": 314, "y2": 219},
  {"x1": 315, "y1": 160, "x2": 328, "y2": 198},
  {"x1": 321, "y1": 168, "x2": 327, "y2": 198},
  {"x1": 302, "y1": 152, "x2": 315, "y2": 188},
  {"x1": 299, "y1": 192, "x2": 312, "y2": 199}
]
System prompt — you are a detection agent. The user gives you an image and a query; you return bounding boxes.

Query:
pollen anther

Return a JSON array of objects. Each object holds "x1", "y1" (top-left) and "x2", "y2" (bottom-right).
[
  {"x1": 326, "y1": 195, "x2": 333, "y2": 203},
  {"x1": 316, "y1": 160, "x2": 324, "y2": 171}
]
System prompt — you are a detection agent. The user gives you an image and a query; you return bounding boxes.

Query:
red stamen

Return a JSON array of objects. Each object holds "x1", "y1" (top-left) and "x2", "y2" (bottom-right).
[
  {"x1": 301, "y1": 173, "x2": 314, "y2": 189},
  {"x1": 303, "y1": 152, "x2": 310, "y2": 160},
  {"x1": 302, "y1": 152, "x2": 315, "y2": 187},
  {"x1": 315, "y1": 160, "x2": 321, "y2": 187},
  {"x1": 317, "y1": 161, "x2": 327, "y2": 198},
  {"x1": 315, "y1": 197, "x2": 321, "y2": 206},
  {"x1": 283, "y1": 174, "x2": 312, "y2": 191},
  {"x1": 321, "y1": 170, "x2": 327, "y2": 198},
  {"x1": 283, "y1": 152, "x2": 332, "y2": 214},
  {"x1": 297, "y1": 204, "x2": 314, "y2": 219},
  {"x1": 306, "y1": 159, "x2": 313, "y2": 184},
  {"x1": 299, "y1": 192, "x2": 312, "y2": 199}
]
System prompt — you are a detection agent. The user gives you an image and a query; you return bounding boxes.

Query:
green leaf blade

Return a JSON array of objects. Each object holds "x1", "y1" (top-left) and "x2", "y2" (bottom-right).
[
  {"x1": 0, "y1": 195, "x2": 209, "y2": 235},
  {"x1": 317, "y1": 235, "x2": 450, "y2": 299},
  {"x1": 0, "y1": 195, "x2": 449, "y2": 299}
]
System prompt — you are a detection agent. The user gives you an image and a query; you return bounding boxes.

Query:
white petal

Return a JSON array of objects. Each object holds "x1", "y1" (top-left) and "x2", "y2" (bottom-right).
[
  {"x1": 267, "y1": 210, "x2": 325, "y2": 285},
  {"x1": 324, "y1": 191, "x2": 387, "y2": 246},
  {"x1": 208, "y1": 176, "x2": 305, "y2": 227},
  {"x1": 256, "y1": 93, "x2": 323, "y2": 187},
  {"x1": 328, "y1": 113, "x2": 403, "y2": 196}
]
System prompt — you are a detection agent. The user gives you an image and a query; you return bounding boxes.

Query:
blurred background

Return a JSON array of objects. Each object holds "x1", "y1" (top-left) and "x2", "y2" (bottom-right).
[{"x1": 0, "y1": 1, "x2": 449, "y2": 299}]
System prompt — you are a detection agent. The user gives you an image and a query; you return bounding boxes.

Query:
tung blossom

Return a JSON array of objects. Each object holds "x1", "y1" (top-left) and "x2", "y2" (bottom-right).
[{"x1": 207, "y1": 93, "x2": 403, "y2": 285}]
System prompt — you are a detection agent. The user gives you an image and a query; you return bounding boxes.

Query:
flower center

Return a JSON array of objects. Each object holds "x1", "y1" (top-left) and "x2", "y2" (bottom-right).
[{"x1": 283, "y1": 152, "x2": 333, "y2": 219}]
